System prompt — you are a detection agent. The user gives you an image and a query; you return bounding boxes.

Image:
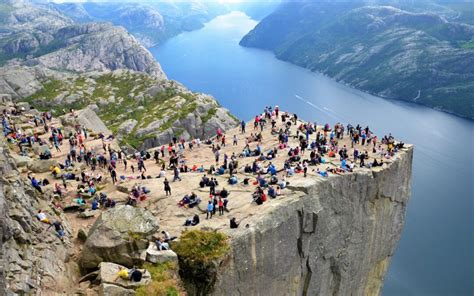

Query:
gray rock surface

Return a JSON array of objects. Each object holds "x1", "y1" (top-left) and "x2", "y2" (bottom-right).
[
  {"x1": 0, "y1": 138, "x2": 76, "y2": 295},
  {"x1": 118, "y1": 119, "x2": 138, "y2": 135},
  {"x1": 60, "y1": 107, "x2": 111, "y2": 135},
  {"x1": 79, "y1": 205, "x2": 159, "y2": 270},
  {"x1": 145, "y1": 243, "x2": 178, "y2": 265},
  {"x1": 36, "y1": 23, "x2": 165, "y2": 79},
  {"x1": 27, "y1": 159, "x2": 58, "y2": 173},
  {"x1": 0, "y1": 1, "x2": 166, "y2": 98},
  {"x1": 99, "y1": 283, "x2": 136, "y2": 296},
  {"x1": 211, "y1": 146, "x2": 414, "y2": 296},
  {"x1": 98, "y1": 262, "x2": 151, "y2": 289}
]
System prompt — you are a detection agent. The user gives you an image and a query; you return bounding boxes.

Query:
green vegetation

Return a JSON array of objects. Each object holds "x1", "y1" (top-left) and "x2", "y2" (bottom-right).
[
  {"x1": 459, "y1": 40, "x2": 474, "y2": 49},
  {"x1": 22, "y1": 71, "x2": 215, "y2": 147},
  {"x1": 173, "y1": 230, "x2": 229, "y2": 294},
  {"x1": 174, "y1": 230, "x2": 229, "y2": 264},
  {"x1": 136, "y1": 262, "x2": 183, "y2": 296},
  {"x1": 201, "y1": 107, "x2": 217, "y2": 124},
  {"x1": 24, "y1": 79, "x2": 66, "y2": 106}
]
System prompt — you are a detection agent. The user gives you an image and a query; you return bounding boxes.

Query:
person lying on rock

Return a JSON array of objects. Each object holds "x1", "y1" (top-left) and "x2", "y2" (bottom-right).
[
  {"x1": 36, "y1": 210, "x2": 50, "y2": 224},
  {"x1": 115, "y1": 266, "x2": 143, "y2": 283},
  {"x1": 29, "y1": 175, "x2": 43, "y2": 193}
]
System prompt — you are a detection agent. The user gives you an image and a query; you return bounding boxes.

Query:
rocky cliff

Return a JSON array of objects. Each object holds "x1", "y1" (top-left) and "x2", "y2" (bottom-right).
[
  {"x1": 16, "y1": 69, "x2": 238, "y2": 150},
  {"x1": 0, "y1": 134, "x2": 77, "y2": 294},
  {"x1": 0, "y1": 1, "x2": 165, "y2": 79},
  {"x1": 212, "y1": 146, "x2": 413, "y2": 296}
]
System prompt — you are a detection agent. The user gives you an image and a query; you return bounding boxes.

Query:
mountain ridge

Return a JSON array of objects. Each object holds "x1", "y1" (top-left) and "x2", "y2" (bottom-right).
[{"x1": 240, "y1": 2, "x2": 474, "y2": 119}]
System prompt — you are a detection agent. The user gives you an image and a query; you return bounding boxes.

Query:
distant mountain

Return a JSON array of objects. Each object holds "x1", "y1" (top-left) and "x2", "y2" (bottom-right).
[
  {"x1": 47, "y1": 1, "x2": 280, "y2": 47},
  {"x1": 0, "y1": 1, "x2": 164, "y2": 77},
  {"x1": 0, "y1": 1, "x2": 237, "y2": 150},
  {"x1": 240, "y1": 1, "x2": 474, "y2": 119},
  {"x1": 48, "y1": 2, "x2": 226, "y2": 47}
]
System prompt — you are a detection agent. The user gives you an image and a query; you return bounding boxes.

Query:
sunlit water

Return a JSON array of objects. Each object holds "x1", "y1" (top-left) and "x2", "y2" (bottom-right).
[{"x1": 150, "y1": 11, "x2": 473, "y2": 295}]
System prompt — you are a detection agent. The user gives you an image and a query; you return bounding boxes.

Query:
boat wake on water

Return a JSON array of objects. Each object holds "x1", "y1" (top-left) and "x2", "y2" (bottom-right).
[{"x1": 294, "y1": 94, "x2": 347, "y2": 122}]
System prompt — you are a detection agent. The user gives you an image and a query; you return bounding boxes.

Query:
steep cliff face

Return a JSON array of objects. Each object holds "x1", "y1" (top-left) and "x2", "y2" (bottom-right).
[
  {"x1": 0, "y1": 137, "x2": 77, "y2": 295},
  {"x1": 213, "y1": 146, "x2": 413, "y2": 296}
]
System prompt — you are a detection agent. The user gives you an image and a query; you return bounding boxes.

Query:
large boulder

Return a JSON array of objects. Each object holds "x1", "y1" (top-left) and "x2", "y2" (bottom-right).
[
  {"x1": 117, "y1": 119, "x2": 137, "y2": 136},
  {"x1": 60, "y1": 107, "x2": 111, "y2": 135},
  {"x1": 145, "y1": 243, "x2": 178, "y2": 265},
  {"x1": 79, "y1": 205, "x2": 159, "y2": 271},
  {"x1": 11, "y1": 154, "x2": 32, "y2": 167},
  {"x1": 27, "y1": 159, "x2": 58, "y2": 173},
  {"x1": 99, "y1": 283, "x2": 135, "y2": 296}
]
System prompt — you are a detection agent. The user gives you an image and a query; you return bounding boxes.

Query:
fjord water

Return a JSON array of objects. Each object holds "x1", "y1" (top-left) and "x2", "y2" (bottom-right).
[{"x1": 151, "y1": 12, "x2": 473, "y2": 296}]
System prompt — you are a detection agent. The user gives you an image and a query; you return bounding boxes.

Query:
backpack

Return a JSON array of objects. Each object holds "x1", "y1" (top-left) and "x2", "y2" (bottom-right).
[{"x1": 130, "y1": 269, "x2": 142, "y2": 282}]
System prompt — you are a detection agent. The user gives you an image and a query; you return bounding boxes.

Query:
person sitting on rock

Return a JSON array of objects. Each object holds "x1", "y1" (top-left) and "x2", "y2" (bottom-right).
[
  {"x1": 51, "y1": 166, "x2": 61, "y2": 178},
  {"x1": 155, "y1": 238, "x2": 170, "y2": 251},
  {"x1": 188, "y1": 192, "x2": 200, "y2": 208},
  {"x1": 219, "y1": 188, "x2": 229, "y2": 198},
  {"x1": 228, "y1": 175, "x2": 238, "y2": 185},
  {"x1": 230, "y1": 217, "x2": 239, "y2": 229},
  {"x1": 192, "y1": 214, "x2": 200, "y2": 225},
  {"x1": 268, "y1": 186, "x2": 277, "y2": 199},
  {"x1": 53, "y1": 183, "x2": 65, "y2": 198}
]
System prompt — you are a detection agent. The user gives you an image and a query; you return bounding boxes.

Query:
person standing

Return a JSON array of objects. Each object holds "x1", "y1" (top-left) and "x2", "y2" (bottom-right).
[
  {"x1": 241, "y1": 120, "x2": 246, "y2": 133},
  {"x1": 110, "y1": 168, "x2": 117, "y2": 184},
  {"x1": 206, "y1": 201, "x2": 214, "y2": 219},
  {"x1": 173, "y1": 166, "x2": 181, "y2": 182},
  {"x1": 233, "y1": 134, "x2": 238, "y2": 146},
  {"x1": 164, "y1": 178, "x2": 171, "y2": 196},
  {"x1": 218, "y1": 198, "x2": 224, "y2": 216}
]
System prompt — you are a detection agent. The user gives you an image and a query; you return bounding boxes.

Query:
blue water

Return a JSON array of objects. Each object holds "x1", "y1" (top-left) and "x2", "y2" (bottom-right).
[{"x1": 150, "y1": 11, "x2": 474, "y2": 296}]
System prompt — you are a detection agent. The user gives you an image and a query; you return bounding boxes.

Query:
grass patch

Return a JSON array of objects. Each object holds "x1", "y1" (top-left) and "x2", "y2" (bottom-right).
[
  {"x1": 136, "y1": 262, "x2": 183, "y2": 296},
  {"x1": 201, "y1": 107, "x2": 217, "y2": 124},
  {"x1": 174, "y1": 230, "x2": 229, "y2": 294},
  {"x1": 174, "y1": 230, "x2": 229, "y2": 264},
  {"x1": 459, "y1": 40, "x2": 474, "y2": 49}
]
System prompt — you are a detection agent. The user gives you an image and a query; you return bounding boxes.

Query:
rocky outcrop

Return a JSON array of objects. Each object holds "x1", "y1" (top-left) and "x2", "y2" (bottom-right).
[
  {"x1": 136, "y1": 93, "x2": 239, "y2": 150},
  {"x1": 60, "y1": 106, "x2": 112, "y2": 135},
  {"x1": 16, "y1": 70, "x2": 239, "y2": 151},
  {"x1": 211, "y1": 146, "x2": 413, "y2": 296},
  {"x1": 0, "y1": 2, "x2": 166, "y2": 81},
  {"x1": 0, "y1": 138, "x2": 76, "y2": 295},
  {"x1": 26, "y1": 159, "x2": 58, "y2": 173},
  {"x1": 79, "y1": 205, "x2": 159, "y2": 271},
  {"x1": 36, "y1": 23, "x2": 165, "y2": 79}
]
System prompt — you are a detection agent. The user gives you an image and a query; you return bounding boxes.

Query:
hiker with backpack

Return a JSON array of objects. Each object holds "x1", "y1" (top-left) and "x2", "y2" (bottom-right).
[{"x1": 115, "y1": 266, "x2": 143, "y2": 283}]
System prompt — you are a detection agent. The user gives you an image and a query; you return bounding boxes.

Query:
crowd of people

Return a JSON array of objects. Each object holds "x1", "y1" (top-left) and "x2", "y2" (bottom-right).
[{"x1": 2, "y1": 102, "x2": 404, "y2": 249}]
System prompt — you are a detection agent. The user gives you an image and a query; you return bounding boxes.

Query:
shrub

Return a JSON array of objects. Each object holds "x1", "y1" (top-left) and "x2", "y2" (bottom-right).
[
  {"x1": 135, "y1": 262, "x2": 183, "y2": 296},
  {"x1": 173, "y1": 230, "x2": 230, "y2": 295}
]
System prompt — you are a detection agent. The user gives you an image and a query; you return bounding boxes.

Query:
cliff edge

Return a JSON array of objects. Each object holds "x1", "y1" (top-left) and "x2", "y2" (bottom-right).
[{"x1": 212, "y1": 145, "x2": 413, "y2": 296}]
